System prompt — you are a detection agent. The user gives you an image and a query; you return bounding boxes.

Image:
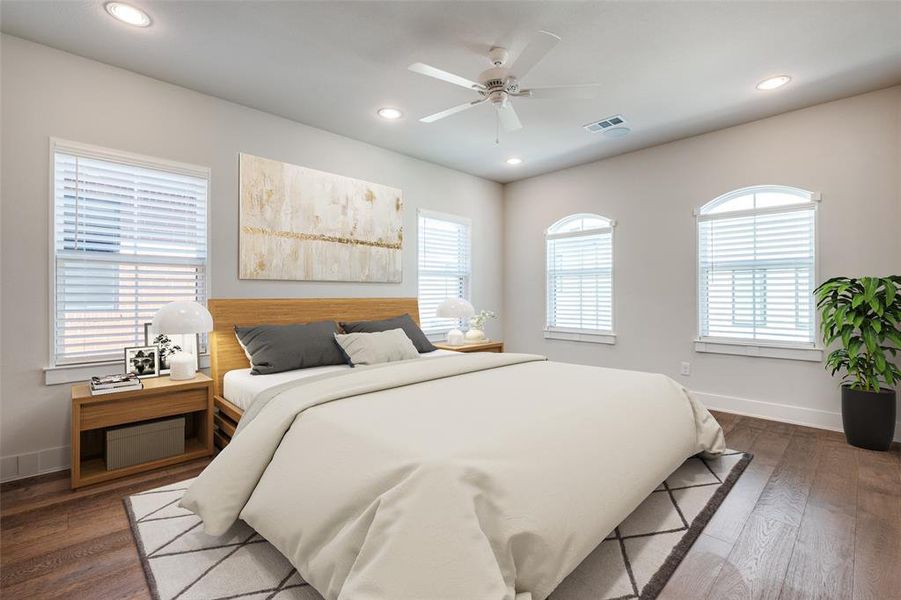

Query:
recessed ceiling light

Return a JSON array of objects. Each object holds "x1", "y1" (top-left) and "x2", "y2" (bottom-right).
[
  {"x1": 505, "y1": 157, "x2": 523, "y2": 166},
  {"x1": 105, "y1": 2, "x2": 151, "y2": 27},
  {"x1": 377, "y1": 107, "x2": 403, "y2": 120},
  {"x1": 756, "y1": 75, "x2": 791, "y2": 91}
]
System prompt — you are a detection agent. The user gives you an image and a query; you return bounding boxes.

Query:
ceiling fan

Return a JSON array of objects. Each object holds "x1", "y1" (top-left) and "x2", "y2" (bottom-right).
[{"x1": 409, "y1": 31, "x2": 601, "y2": 132}]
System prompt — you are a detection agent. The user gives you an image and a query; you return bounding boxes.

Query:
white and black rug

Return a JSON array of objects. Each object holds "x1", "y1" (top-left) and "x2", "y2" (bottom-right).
[{"x1": 126, "y1": 450, "x2": 750, "y2": 600}]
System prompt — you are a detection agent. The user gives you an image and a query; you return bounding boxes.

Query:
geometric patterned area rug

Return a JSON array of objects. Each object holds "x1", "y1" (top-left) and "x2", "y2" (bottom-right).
[{"x1": 125, "y1": 450, "x2": 751, "y2": 600}]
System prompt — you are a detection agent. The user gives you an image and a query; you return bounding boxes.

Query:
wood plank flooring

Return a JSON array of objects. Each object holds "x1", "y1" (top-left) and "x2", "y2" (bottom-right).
[{"x1": 1, "y1": 412, "x2": 898, "y2": 600}]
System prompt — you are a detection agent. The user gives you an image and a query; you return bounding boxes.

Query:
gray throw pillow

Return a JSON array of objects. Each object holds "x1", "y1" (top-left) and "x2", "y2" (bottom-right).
[
  {"x1": 339, "y1": 313, "x2": 436, "y2": 353},
  {"x1": 234, "y1": 320, "x2": 347, "y2": 375},
  {"x1": 334, "y1": 329, "x2": 420, "y2": 366}
]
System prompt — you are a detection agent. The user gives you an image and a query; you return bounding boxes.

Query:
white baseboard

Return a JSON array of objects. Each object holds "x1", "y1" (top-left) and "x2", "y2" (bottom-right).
[
  {"x1": 1, "y1": 446, "x2": 70, "y2": 483},
  {"x1": 695, "y1": 390, "x2": 901, "y2": 443}
]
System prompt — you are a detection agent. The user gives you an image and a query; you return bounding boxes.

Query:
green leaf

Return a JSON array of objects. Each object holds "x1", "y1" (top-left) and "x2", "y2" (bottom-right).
[
  {"x1": 884, "y1": 278, "x2": 896, "y2": 304},
  {"x1": 869, "y1": 298, "x2": 884, "y2": 316},
  {"x1": 863, "y1": 277, "x2": 878, "y2": 301}
]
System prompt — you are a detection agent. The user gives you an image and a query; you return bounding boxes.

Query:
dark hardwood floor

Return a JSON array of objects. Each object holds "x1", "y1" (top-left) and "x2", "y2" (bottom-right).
[{"x1": 1, "y1": 412, "x2": 898, "y2": 600}]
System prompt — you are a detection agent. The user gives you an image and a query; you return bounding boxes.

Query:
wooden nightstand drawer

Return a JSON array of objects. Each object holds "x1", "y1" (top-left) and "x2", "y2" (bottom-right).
[{"x1": 80, "y1": 388, "x2": 208, "y2": 430}]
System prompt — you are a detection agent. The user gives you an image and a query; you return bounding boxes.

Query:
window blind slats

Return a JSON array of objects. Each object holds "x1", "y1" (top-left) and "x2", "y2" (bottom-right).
[
  {"x1": 698, "y1": 191, "x2": 815, "y2": 345},
  {"x1": 418, "y1": 213, "x2": 471, "y2": 337},
  {"x1": 546, "y1": 218, "x2": 613, "y2": 333},
  {"x1": 52, "y1": 150, "x2": 208, "y2": 365}
]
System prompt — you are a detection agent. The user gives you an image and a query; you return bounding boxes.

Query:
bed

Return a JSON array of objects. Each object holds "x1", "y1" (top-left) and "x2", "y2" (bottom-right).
[
  {"x1": 208, "y1": 297, "x2": 431, "y2": 447},
  {"x1": 187, "y1": 297, "x2": 725, "y2": 600}
]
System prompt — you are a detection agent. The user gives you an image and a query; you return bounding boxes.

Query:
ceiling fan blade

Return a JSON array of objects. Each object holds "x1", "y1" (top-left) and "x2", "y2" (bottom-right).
[
  {"x1": 498, "y1": 103, "x2": 523, "y2": 132},
  {"x1": 519, "y1": 84, "x2": 602, "y2": 100},
  {"x1": 510, "y1": 30, "x2": 561, "y2": 80},
  {"x1": 408, "y1": 62, "x2": 483, "y2": 90},
  {"x1": 419, "y1": 99, "x2": 486, "y2": 123}
]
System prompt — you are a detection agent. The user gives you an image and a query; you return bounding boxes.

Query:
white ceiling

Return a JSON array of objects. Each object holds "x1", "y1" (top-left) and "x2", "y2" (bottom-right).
[{"x1": 3, "y1": 1, "x2": 900, "y2": 183}]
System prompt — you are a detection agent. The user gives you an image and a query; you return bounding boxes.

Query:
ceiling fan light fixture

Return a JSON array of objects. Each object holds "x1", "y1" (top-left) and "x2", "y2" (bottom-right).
[
  {"x1": 505, "y1": 157, "x2": 523, "y2": 166},
  {"x1": 377, "y1": 107, "x2": 403, "y2": 120},
  {"x1": 756, "y1": 75, "x2": 791, "y2": 91},
  {"x1": 104, "y1": 2, "x2": 151, "y2": 27}
]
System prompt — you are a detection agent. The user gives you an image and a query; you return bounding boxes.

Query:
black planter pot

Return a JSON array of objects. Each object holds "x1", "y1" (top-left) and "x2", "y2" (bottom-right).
[{"x1": 841, "y1": 385, "x2": 897, "y2": 451}]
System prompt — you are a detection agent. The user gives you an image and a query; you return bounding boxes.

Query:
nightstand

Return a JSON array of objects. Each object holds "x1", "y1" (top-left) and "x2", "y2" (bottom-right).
[
  {"x1": 70, "y1": 374, "x2": 213, "y2": 489},
  {"x1": 433, "y1": 340, "x2": 504, "y2": 353}
]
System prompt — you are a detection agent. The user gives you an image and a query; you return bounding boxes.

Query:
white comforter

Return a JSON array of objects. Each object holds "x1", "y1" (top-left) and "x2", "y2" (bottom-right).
[{"x1": 181, "y1": 353, "x2": 724, "y2": 600}]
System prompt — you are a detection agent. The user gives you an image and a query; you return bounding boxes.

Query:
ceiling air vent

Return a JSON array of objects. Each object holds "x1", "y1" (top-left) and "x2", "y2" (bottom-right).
[{"x1": 583, "y1": 115, "x2": 631, "y2": 138}]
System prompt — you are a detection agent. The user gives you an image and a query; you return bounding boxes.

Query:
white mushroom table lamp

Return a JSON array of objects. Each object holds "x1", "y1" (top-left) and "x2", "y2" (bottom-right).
[
  {"x1": 436, "y1": 298, "x2": 475, "y2": 346},
  {"x1": 152, "y1": 301, "x2": 213, "y2": 380}
]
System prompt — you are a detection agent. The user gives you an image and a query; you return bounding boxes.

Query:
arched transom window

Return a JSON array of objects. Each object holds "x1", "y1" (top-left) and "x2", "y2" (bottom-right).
[
  {"x1": 546, "y1": 213, "x2": 615, "y2": 338},
  {"x1": 697, "y1": 185, "x2": 818, "y2": 346}
]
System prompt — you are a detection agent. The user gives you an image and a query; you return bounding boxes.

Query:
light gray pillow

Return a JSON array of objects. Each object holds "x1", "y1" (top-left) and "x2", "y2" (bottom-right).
[
  {"x1": 339, "y1": 314, "x2": 437, "y2": 353},
  {"x1": 334, "y1": 328, "x2": 420, "y2": 366}
]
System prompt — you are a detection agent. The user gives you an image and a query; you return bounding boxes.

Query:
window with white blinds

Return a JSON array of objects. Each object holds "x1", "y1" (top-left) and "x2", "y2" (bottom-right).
[
  {"x1": 417, "y1": 210, "x2": 471, "y2": 338},
  {"x1": 51, "y1": 140, "x2": 209, "y2": 366},
  {"x1": 546, "y1": 214, "x2": 614, "y2": 334},
  {"x1": 697, "y1": 186, "x2": 817, "y2": 346}
]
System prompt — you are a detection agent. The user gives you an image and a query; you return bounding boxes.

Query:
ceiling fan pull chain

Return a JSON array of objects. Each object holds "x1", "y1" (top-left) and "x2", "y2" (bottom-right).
[{"x1": 496, "y1": 111, "x2": 500, "y2": 145}]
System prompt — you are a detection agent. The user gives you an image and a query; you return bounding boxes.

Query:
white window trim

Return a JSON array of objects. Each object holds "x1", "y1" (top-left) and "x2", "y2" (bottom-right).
[
  {"x1": 694, "y1": 185, "x2": 822, "y2": 358},
  {"x1": 544, "y1": 327, "x2": 617, "y2": 345},
  {"x1": 694, "y1": 338, "x2": 823, "y2": 362},
  {"x1": 46, "y1": 138, "x2": 212, "y2": 379},
  {"x1": 417, "y1": 208, "x2": 473, "y2": 341},
  {"x1": 544, "y1": 215, "x2": 617, "y2": 342}
]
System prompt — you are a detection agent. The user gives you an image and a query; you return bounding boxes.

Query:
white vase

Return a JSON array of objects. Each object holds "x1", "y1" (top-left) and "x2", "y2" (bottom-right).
[
  {"x1": 169, "y1": 351, "x2": 197, "y2": 380},
  {"x1": 464, "y1": 328, "x2": 486, "y2": 343}
]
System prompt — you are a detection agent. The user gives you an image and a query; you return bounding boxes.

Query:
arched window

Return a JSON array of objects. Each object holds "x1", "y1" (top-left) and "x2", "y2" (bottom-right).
[
  {"x1": 697, "y1": 185, "x2": 818, "y2": 347},
  {"x1": 545, "y1": 213, "x2": 615, "y2": 341}
]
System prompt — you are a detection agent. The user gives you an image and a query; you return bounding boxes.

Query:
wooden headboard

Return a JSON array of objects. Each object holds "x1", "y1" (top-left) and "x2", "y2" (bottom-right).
[{"x1": 207, "y1": 297, "x2": 420, "y2": 397}]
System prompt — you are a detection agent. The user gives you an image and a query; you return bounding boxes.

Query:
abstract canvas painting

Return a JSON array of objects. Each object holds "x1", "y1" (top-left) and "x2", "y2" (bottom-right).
[{"x1": 239, "y1": 153, "x2": 403, "y2": 282}]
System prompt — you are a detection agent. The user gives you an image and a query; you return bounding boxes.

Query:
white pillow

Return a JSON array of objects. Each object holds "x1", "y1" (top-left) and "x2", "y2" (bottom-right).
[{"x1": 334, "y1": 328, "x2": 420, "y2": 366}]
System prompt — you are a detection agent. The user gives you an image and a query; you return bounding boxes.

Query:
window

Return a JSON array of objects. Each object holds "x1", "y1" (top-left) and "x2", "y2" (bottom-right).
[
  {"x1": 51, "y1": 140, "x2": 209, "y2": 366},
  {"x1": 697, "y1": 185, "x2": 818, "y2": 351},
  {"x1": 545, "y1": 213, "x2": 615, "y2": 343},
  {"x1": 417, "y1": 210, "x2": 471, "y2": 338}
]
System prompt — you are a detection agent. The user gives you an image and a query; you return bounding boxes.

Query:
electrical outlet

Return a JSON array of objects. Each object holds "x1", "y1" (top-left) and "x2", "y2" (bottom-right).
[{"x1": 680, "y1": 362, "x2": 691, "y2": 376}]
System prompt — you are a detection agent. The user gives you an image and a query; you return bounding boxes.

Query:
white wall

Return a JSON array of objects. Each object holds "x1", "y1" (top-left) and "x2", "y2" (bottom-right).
[
  {"x1": 504, "y1": 86, "x2": 901, "y2": 435},
  {"x1": 0, "y1": 35, "x2": 504, "y2": 480}
]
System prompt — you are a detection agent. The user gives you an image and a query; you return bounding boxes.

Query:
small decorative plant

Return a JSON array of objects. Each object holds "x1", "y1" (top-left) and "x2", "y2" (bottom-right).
[
  {"x1": 469, "y1": 310, "x2": 497, "y2": 330},
  {"x1": 815, "y1": 276, "x2": 901, "y2": 391}
]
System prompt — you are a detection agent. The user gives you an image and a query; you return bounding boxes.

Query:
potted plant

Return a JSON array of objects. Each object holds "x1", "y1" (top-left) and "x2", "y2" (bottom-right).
[
  {"x1": 465, "y1": 310, "x2": 497, "y2": 343},
  {"x1": 815, "y1": 276, "x2": 901, "y2": 450}
]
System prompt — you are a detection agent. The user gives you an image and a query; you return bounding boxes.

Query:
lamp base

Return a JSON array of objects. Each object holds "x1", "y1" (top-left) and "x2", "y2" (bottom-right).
[
  {"x1": 169, "y1": 351, "x2": 197, "y2": 380},
  {"x1": 445, "y1": 328, "x2": 465, "y2": 346}
]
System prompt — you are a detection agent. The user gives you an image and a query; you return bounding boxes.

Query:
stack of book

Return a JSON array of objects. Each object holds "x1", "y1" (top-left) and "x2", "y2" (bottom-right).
[{"x1": 90, "y1": 373, "x2": 143, "y2": 396}]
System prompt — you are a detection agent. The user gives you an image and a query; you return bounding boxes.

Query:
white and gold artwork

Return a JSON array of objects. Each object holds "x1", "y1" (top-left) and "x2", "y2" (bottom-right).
[{"x1": 239, "y1": 153, "x2": 403, "y2": 282}]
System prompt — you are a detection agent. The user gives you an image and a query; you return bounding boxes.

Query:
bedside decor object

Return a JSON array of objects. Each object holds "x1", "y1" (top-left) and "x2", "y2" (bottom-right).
[
  {"x1": 91, "y1": 373, "x2": 142, "y2": 396},
  {"x1": 239, "y1": 153, "x2": 403, "y2": 282},
  {"x1": 152, "y1": 301, "x2": 213, "y2": 380},
  {"x1": 124, "y1": 345, "x2": 160, "y2": 379},
  {"x1": 105, "y1": 417, "x2": 185, "y2": 470},
  {"x1": 145, "y1": 323, "x2": 199, "y2": 375},
  {"x1": 436, "y1": 298, "x2": 474, "y2": 346},
  {"x1": 466, "y1": 309, "x2": 497, "y2": 342},
  {"x1": 815, "y1": 276, "x2": 900, "y2": 451}
]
